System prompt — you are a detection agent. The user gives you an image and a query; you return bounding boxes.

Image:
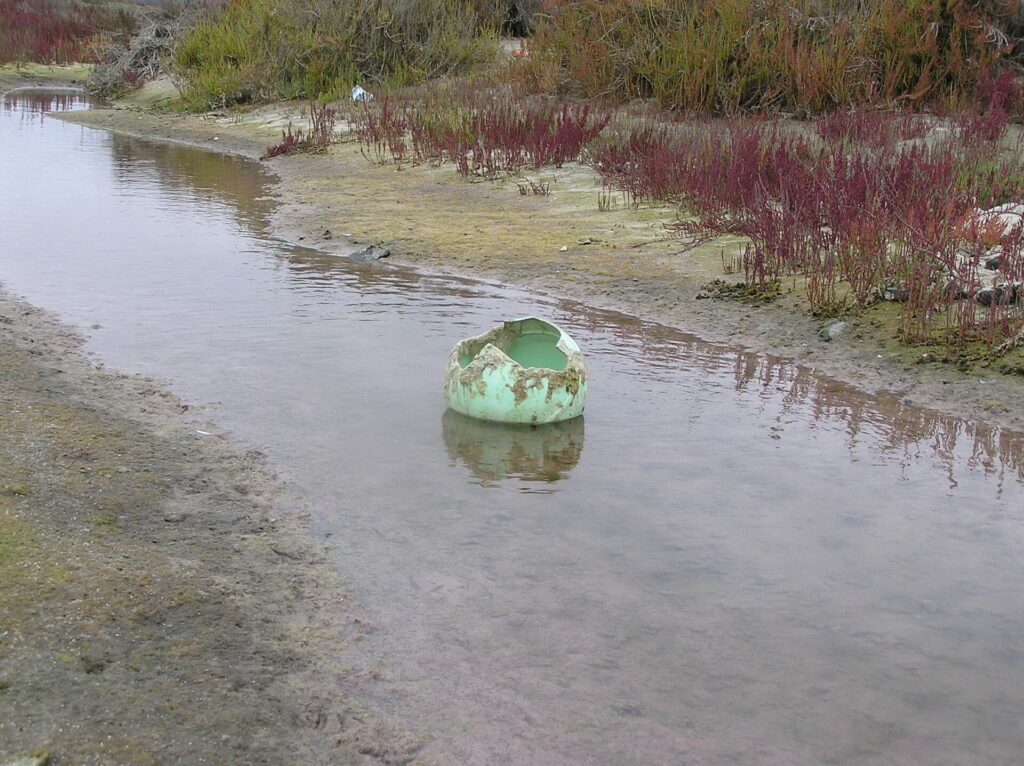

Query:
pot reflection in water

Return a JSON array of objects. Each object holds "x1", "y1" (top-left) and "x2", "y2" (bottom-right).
[{"x1": 442, "y1": 409, "x2": 584, "y2": 489}]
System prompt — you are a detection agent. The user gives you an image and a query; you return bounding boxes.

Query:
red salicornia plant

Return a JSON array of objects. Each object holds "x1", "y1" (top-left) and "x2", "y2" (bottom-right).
[
  {"x1": 263, "y1": 100, "x2": 338, "y2": 158},
  {"x1": 350, "y1": 83, "x2": 610, "y2": 177}
]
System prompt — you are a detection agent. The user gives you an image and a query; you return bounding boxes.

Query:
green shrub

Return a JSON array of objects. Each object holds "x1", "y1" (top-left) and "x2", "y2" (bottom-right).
[
  {"x1": 526, "y1": 0, "x2": 1020, "y2": 113},
  {"x1": 172, "y1": 0, "x2": 497, "y2": 109},
  {"x1": 470, "y1": 0, "x2": 544, "y2": 35}
]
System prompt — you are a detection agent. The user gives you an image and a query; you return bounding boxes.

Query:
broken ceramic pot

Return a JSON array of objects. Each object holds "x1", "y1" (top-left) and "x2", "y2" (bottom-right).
[{"x1": 443, "y1": 317, "x2": 587, "y2": 424}]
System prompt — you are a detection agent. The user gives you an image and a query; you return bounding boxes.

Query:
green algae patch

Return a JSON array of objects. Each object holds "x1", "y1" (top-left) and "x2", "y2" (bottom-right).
[
  {"x1": 0, "y1": 513, "x2": 31, "y2": 567},
  {"x1": 87, "y1": 511, "x2": 121, "y2": 530},
  {"x1": 0, "y1": 748, "x2": 51, "y2": 766},
  {"x1": 0, "y1": 64, "x2": 91, "y2": 95}
]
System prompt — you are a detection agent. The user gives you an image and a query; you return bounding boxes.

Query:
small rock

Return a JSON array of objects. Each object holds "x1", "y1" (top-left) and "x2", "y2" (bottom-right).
[
  {"x1": 163, "y1": 511, "x2": 191, "y2": 523},
  {"x1": 79, "y1": 655, "x2": 107, "y2": 674},
  {"x1": 883, "y1": 284, "x2": 908, "y2": 302},
  {"x1": 558, "y1": 245, "x2": 569, "y2": 252},
  {"x1": 943, "y1": 279, "x2": 971, "y2": 301},
  {"x1": 985, "y1": 253, "x2": 1002, "y2": 271},
  {"x1": 270, "y1": 543, "x2": 305, "y2": 560},
  {"x1": 322, "y1": 229, "x2": 332, "y2": 239},
  {"x1": 3, "y1": 483, "x2": 28, "y2": 496},
  {"x1": 348, "y1": 244, "x2": 391, "y2": 262},
  {"x1": 695, "y1": 290, "x2": 710, "y2": 300},
  {"x1": 819, "y1": 320, "x2": 848, "y2": 342},
  {"x1": 975, "y1": 283, "x2": 1020, "y2": 307}
]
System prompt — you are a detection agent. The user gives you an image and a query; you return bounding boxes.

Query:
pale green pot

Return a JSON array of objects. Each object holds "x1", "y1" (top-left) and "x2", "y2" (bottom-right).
[{"x1": 443, "y1": 317, "x2": 588, "y2": 424}]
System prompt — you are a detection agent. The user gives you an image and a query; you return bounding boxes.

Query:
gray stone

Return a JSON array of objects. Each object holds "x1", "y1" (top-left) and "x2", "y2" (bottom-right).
[
  {"x1": 985, "y1": 253, "x2": 1002, "y2": 271},
  {"x1": 348, "y1": 244, "x2": 391, "y2": 262},
  {"x1": 943, "y1": 279, "x2": 971, "y2": 301},
  {"x1": 883, "y1": 284, "x2": 908, "y2": 302},
  {"x1": 975, "y1": 283, "x2": 1019, "y2": 307}
]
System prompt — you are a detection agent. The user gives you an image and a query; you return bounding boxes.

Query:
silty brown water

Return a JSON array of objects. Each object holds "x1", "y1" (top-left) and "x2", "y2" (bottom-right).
[{"x1": 3, "y1": 90, "x2": 1024, "y2": 765}]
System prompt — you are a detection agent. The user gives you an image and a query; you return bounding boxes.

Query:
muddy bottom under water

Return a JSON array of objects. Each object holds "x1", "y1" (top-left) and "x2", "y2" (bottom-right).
[{"x1": 3, "y1": 91, "x2": 1024, "y2": 765}]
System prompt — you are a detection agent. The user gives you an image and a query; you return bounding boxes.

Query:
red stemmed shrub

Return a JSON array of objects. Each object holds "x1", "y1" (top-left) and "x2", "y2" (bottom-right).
[
  {"x1": 0, "y1": 0, "x2": 136, "y2": 64},
  {"x1": 263, "y1": 101, "x2": 337, "y2": 158},
  {"x1": 350, "y1": 83, "x2": 610, "y2": 177},
  {"x1": 591, "y1": 110, "x2": 1024, "y2": 344}
]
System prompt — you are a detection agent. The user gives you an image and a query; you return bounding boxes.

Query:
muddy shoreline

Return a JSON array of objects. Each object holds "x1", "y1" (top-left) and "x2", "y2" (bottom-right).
[
  {"x1": 0, "y1": 289, "x2": 433, "y2": 764},
  {"x1": 49, "y1": 88, "x2": 1024, "y2": 435},
  {"x1": 1, "y1": 73, "x2": 425, "y2": 765}
]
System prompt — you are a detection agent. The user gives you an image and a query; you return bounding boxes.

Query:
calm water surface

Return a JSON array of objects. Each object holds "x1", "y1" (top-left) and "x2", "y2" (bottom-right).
[{"x1": 3, "y1": 91, "x2": 1024, "y2": 765}]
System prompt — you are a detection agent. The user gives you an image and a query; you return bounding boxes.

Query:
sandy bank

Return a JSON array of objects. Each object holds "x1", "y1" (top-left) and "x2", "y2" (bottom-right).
[{"x1": 46, "y1": 86, "x2": 1024, "y2": 435}]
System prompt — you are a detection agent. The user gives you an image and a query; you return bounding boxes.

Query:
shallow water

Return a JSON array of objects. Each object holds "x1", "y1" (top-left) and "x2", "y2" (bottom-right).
[{"x1": 3, "y1": 90, "x2": 1024, "y2": 765}]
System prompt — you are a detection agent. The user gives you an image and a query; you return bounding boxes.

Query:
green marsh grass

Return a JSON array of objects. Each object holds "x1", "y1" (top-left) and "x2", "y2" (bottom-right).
[
  {"x1": 172, "y1": 0, "x2": 498, "y2": 109},
  {"x1": 522, "y1": 0, "x2": 1019, "y2": 114}
]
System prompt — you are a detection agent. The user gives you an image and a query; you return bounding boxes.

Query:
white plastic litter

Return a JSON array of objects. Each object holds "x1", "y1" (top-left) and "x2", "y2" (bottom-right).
[{"x1": 351, "y1": 85, "x2": 374, "y2": 102}]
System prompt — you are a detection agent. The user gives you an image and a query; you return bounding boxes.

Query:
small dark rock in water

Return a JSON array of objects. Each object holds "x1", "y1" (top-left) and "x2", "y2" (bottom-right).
[
  {"x1": 819, "y1": 320, "x2": 848, "y2": 342},
  {"x1": 348, "y1": 244, "x2": 391, "y2": 262},
  {"x1": 975, "y1": 283, "x2": 1019, "y2": 307},
  {"x1": 985, "y1": 253, "x2": 1002, "y2": 271}
]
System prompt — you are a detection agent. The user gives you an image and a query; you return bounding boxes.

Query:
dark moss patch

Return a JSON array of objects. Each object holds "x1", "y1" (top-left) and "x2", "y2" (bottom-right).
[{"x1": 698, "y1": 279, "x2": 781, "y2": 305}]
